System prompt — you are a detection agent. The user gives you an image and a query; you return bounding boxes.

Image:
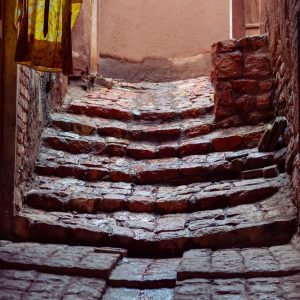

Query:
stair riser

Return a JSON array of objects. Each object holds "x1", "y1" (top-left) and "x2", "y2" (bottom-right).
[
  {"x1": 14, "y1": 216, "x2": 297, "y2": 258},
  {"x1": 34, "y1": 159, "x2": 278, "y2": 185},
  {"x1": 51, "y1": 118, "x2": 216, "y2": 142},
  {"x1": 67, "y1": 103, "x2": 214, "y2": 122},
  {"x1": 25, "y1": 186, "x2": 279, "y2": 214},
  {"x1": 42, "y1": 131, "x2": 263, "y2": 159}
]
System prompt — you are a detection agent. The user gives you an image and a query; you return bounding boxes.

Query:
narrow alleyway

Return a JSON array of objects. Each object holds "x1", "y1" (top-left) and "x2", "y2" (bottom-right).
[{"x1": 1, "y1": 76, "x2": 300, "y2": 299}]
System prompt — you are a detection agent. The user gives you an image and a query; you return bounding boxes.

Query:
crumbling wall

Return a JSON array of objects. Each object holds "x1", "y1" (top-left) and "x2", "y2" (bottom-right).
[
  {"x1": 15, "y1": 66, "x2": 67, "y2": 209},
  {"x1": 211, "y1": 35, "x2": 274, "y2": 124},
  {"x1": 263, "y1": 0, "x2": 300, "y2": 225}
]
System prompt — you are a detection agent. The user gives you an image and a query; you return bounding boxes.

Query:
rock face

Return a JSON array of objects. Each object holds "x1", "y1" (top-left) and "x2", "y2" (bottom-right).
[
  {"x1": 263, "y1": 0, "x2": 300, "y2": 228},
  {"x1": 211, "y1": 35, "x2": 274, "y2": 123},
  {"x1": 3, "y1": 76, "x2": 299, "y2": 298}
]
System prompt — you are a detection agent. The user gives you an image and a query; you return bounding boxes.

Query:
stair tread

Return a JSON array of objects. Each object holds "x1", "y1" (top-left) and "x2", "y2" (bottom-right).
[
  {"x1": 66, "y1": 77, "x2": 214, "y2": 122},
  {"x1": 25, "y1": 175, "x2": 283, "y2": 214},
  {"x1": 16, "y1": 184, "x2": 297, "y2": 256},
  {"x1": 0, "y1": 269, "x2": 107, "y2": 300},
  {"x1": 35, "y1": 147, "x2": 278, "y2": 184},
  {"x1": 108, "y1": 257, "x2": 180, "y2": 288},
  {"x1": 42, "y1": 124, "x2": 265, "y2": 158},
  {"x1": 50, "y1": 112, "x2": 217, "y2": 141},
  {"x1": 0, "y1": 240, "x2": 126, "y2": 279},
  {"x1": 177, "y1": 237, "x2": 300, "y2": 280},
  {"x1": 174, "y1": 274, "x2": 300, "y2": 300}
]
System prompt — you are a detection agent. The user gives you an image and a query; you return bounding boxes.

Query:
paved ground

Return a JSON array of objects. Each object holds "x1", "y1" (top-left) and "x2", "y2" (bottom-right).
[{"x1": 1, "y1": 77, "x2": 299, "y2": 299}]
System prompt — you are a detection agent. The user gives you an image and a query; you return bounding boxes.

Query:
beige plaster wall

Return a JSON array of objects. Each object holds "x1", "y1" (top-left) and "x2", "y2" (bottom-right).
[{"x1": 99, "y1": 0, "x2": 230, "y2": 81}]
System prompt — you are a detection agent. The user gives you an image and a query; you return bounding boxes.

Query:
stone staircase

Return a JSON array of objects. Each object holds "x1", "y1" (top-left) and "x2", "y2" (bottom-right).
[{"x1": 3, "y1": 77, "x2": 300, "y2": 298}]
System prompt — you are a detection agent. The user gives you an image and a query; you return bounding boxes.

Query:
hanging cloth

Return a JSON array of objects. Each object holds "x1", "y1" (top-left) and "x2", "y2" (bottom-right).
[{"x1": 14, "y1": 0, "x2": 82, "y2": 74}]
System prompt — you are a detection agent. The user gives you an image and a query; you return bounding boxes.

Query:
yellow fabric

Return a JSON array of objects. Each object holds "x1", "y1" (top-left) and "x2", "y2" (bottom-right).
[{"x1": 15, "y1": 0, "x2": 81, "y2": 74}]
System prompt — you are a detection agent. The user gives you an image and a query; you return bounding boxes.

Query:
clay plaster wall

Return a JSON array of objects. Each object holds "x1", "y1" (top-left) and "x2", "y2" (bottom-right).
[{"x1": 99, "y1": 0, "x2": 230, "y2": 82}]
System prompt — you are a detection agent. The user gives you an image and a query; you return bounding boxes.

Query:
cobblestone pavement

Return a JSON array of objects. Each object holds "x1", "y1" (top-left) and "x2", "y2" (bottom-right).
[{"x1": 2, "y1": 77, "x2": 299, "y2": 299}]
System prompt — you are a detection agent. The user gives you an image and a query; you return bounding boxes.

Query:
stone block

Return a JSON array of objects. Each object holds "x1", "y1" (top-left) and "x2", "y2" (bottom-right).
[
  {"x1": 232, "y1": 79, "x2": 258, "y2": 94},
  {"x1": 256, "y1": 93, "x2": 273, "y2": 110},
  {"x1": 212, "y1": 39, "x2": 238, "y2": 54},
  {"x1": 238, "y1": 34, "x2": 269, "y2": 51},
  {"x1": 215, "y1": 52, "x2": 243, "y2": 79},
  {"x1": 244, "y1": 54, "x2": 271, "y2": 79}
]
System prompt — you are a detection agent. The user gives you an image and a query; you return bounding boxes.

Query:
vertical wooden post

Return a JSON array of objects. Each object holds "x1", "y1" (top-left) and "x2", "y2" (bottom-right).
[
  {"x1": 90, "y1": 0, "x2": 99, "y2": 73},
  {"x1": 232, "y1": 0, "x2": 245, "y2": 39},
  {"x1": 0, "y1": 0, "x2": 18, "y2": 238},
  {"x1": 298, "y1": 11, "x2": 300, "y2": 152}
]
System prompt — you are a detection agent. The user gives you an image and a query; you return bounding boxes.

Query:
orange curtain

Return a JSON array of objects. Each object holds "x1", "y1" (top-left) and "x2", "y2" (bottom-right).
[{"x1": 15, "y1": 0, "x2": 82, "y2": 74}]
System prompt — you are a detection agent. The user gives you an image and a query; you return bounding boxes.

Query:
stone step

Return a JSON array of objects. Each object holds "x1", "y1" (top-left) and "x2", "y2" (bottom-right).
[
  {"x1": 103, "y1": 287, "x2": 174, "y2": 300},
  {"x1": 42, "y1": 125, "x2": 264, "y2": 159},
  {"x1": 108, "y1": 258, "x2": 180, "y2": 288},
  {"x1": 0, "y1": 267, "x2": 175, "y2": 300},
  {"x1": 177, "y1": 240, "x2": 300, "y2": 280},
  {"x1": 0, "y1": 269, "x2": 107, "y2": 300},
  {"x1": 25, "y1": 176, "x2": 282, "y2": 214},
  {"x1": 67, "y1": 94, "x2": 213, "y2": 122},
  {"x1": 50, "y1": 112, "x2": 218, "y2": 142},
  {"x1": 66, "y1": 76, "x2": 213, "y2": 122},
  {"x1": 16, "y1": 186, "x2": 297, "y2": 257},
  {"x1": 35, "y1": 147, "x2": 279, "y2": 185},
  {"x1": 0, "y1": 240, "x2": 126, "y2": 279},
  {"x1": 174, "y1": 274, "x2": 300, "y2": 300},
  {"x1": 0, "y1": 240, "x2": 179, "y2": 290}
]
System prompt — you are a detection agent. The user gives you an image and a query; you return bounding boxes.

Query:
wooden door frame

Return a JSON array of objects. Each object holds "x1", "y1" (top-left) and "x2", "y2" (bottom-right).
[
  {"x1": 90, "y1": 0, "x2": 100, "y2": 73},
  {"x1": 0, "y1": 0, "x2": 18, "y2": 239},
  {"x1": 231, "y1": 0, "x2": 245, "y2": 39}
]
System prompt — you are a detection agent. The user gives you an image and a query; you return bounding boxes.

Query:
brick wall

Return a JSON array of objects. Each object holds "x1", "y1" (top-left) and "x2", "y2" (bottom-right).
[
  {"x1": 263, "y1": 0, "x2": 300, "y2": 226},
  {"x1": 211, "y1": 35, "x2": 274, "y2": 124},
  {"x1": 15, "y1": 66, "x2": 67, "y2": 209}
]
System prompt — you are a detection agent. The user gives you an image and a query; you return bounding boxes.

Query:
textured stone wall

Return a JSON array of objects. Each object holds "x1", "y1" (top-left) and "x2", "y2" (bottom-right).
[
  {"x1": 263, "y1": 0, "x2": 300, "y2": 225},
  {"x1": 211, "y1": 35, "x2": 274, "y2": 124},
  {"x1": 15, "y1": 66, "x2": 66, "y2": 209}
]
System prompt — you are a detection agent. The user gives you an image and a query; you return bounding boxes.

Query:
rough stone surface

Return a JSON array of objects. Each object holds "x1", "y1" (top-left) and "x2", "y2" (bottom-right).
[
  {"x1": 15, "y1": 184, "x2": 296, "y2": 257},
  {"x1": 263, "y1": 0, "x2": 300, "y2": 227},
  {"x1": 103, "y1": 288, "x2": 174, "y2": 300},
  {"x1": 109, "y1": 258, "x2": 180, "y2": 288},
  {"x1": 174, "y1": 275, "x2": 300, "y2": 300},
  {"x1": 178, "y1": 242, "x2": 300, "y2": 280},
  {"x1": 34, "y1": 147, "x2": 280, "y2": 185},
  {"x1": 0, "y1": 240, "x2": 125, "y2": 278},
  {"x1": 25, "y1": 176, "x2": 282, "y2": 214},
  {"x1": 16, "y1": 66, "x2": 66, "y2": 209},
  {"x1": 0, "y1": 269, "x2": 106, "y2": 300},
  {"x1": 211, "y1": 35, "x2": 274, "y2": 122},
  {"x1": 42, "y1": 124, "x2": 265, "y2": 158}
]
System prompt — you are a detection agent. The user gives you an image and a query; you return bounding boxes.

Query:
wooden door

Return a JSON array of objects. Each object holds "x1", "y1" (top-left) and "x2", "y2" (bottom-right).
[
  {"x1": 232, "y1": 0, "x2": 261, "y2": 39},
  {"x1": 244, "y1": 0, "x2": 260, "y2": 36}
]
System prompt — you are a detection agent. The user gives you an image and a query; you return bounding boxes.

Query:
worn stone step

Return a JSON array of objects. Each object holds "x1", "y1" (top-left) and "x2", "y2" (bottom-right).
[
  {"x1": 42, "y1": 125, "x2": 264, "y2": 159},
  {"x1": 25, "y1": 176, "x2": 282, "y2": 214},
  {"x1": 50, "y1": 112, "x2": 217, "y2": 142},
  {"x1": 0, "y1": 240, "x2": 178, "y2": 290},
  {"x1": 16, "y1": 186, "x2": 297, "y2": 257},
  {"x1": 103, "y1": 287, "x2": 174, "y2": 300},
  {"x1": 108, "y1": 258, "x2": 180, "y2": 288},
  {"x1": 177, "y1": 239, "x2": 300, "y2": 280},
  {"x1": 35, "y1": 147, "x2": 279, "y2": 185},
  {"x1": 0, "y1": 269, "x2": 107, "y2": 300},
  {"x1": 66, "y1": 77, "x2": 213, "y2": 122},
  {"x1": 0, "y1": 267, "x2": 175, "y2": 300},
  {"x1": 67, "y1": 95, "x2": 213, "y2": 122},
  {"x1": 0, "y1": 240, "x2": 126, "y2": 279},
  {"x1": 174, "y1": 274, "x2": 300, "y2": 300}
]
